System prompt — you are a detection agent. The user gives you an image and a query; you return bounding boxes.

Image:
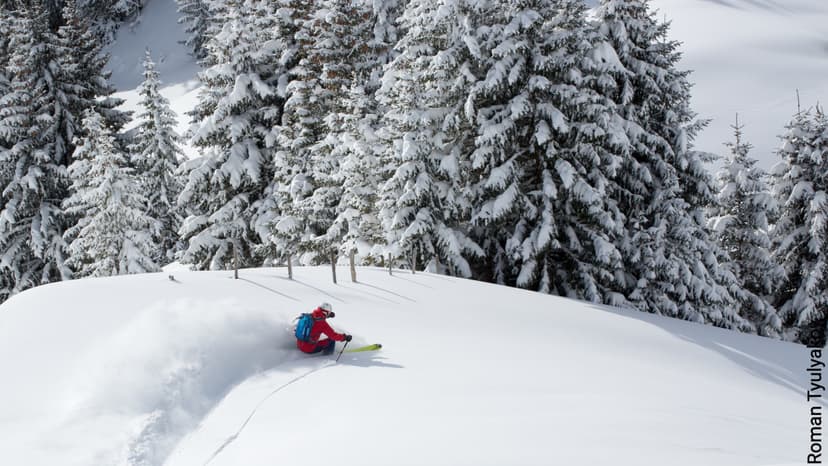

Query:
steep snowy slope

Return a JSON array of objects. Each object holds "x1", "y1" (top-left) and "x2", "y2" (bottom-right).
[
  {"x1": 0, "y1": 266, "x2": 809, "y2": 466},
  {"x1": 649, "y1": 0, "x2": 828, "y2": 167}
]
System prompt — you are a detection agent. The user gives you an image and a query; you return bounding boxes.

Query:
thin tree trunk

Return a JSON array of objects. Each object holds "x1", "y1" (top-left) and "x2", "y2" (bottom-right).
[
  {"x1": 350, "y1": 250, "x2": 356, "y2": 282},
  {"x1": 233, "y1": 242, "x2": 239, "y2": 279},
  {"x1": 287, "y1": 255, "x2": 293, "y2": 280},
  {"x1": 388, "y1": 253, "x2": 392, "y2": 276},
  {"x1": 331, "y1": 253, "x2": 337, "y2": 284}
]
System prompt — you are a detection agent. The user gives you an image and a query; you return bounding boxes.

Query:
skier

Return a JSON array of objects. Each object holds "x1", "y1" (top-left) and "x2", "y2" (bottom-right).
[{"x1": 296, "y1": 302, "x2": 352, "y2": 355}]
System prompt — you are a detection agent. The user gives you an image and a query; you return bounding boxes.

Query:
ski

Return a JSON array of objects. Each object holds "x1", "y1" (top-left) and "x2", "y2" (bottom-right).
[
  {"x1": 302, "y1": 343, "x2": 382, "y2": 358},
  {"x1": 345, "y1": 343, "x2": 382, "y2": 353}
]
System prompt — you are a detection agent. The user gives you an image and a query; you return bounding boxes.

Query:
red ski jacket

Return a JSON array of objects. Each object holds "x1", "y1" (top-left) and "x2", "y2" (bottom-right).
[{"x1": 296, "y1": 308, "x2": 346, "y2": 353}]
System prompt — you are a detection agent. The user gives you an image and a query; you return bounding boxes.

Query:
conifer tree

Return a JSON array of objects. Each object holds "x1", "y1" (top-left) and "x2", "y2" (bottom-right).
[
  {"x1": 258, "y1": 1, "x2": 400, "y2": 268},
  {"x1": 180, "y1": 0, "x2": 280, "y2": 270},
  {"x1": 271, "y1": 0, "x2": 355, "y2": 265},
  {"x1": 709, "y1": 117, "x2": 783, "y2": 336},
  {"x1": 771, "y1": 106, "x2": 828, "y2": 346},
  {"x1": 176, "y1": 0, "x2": 213, "y2": 59},
  {"x1": 318, "y1": 0, "x2": 405, "y2": 264},
  {"x1": 376, "y1": 0, "x2": 483, "y2": 276},
  {"x1": 298, "y1": 0, "x2": 377, "y2": 263},
  {"x1": 130, "y1": 51, "x2": 185, "y2": 264},
  {"x1": 325, "y1": 83, "x2": 385, "y2": 263},
  {"x1": 0, "y1": 8, "x2": 11, "y2": 100},
  {"x1": 0, "y1": 1, "x2": 126, "y2": 296},
  {"x1": 595, "y1": 0, "x2": 744, "y2": 328},
  {"x1": 367, "y1": 0, "x2": 407, "y2": 89},
  {"x1": 64, "y1": 110, "x2": 160, "y2": 277},
  {"x1": 0, "y1": 5, "x2": 72, "y2": 296},
  {"x1": 0, "y1": 9, "x2": 11, "y2": 162},
  {"x1": 58, "y1": 0, "x2": 129, "y2": 139},
  {"x1": 469, "y1": 0, "x2": 625, "y2": 300}
]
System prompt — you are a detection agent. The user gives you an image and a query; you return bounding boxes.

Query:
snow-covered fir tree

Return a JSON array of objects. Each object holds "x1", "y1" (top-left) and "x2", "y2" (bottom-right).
[
  {"x1": 771, "y1": 106, "x2": 828, "y2": 346},
  {"x1": 180, "y1": 0, "x2": 280, "y2": 270},
  {"x1": 469, "y1": 0, "x2": 625, "y2": 300},
  {"x1": 300, "y1": 0, "x2": 377, "y2": 263},
  {"x1": 40, "y1": 0, "x2": 148, "y2": 39},
  {"x1": 709, "y1": 117, "x2": 783, "y2": 336},
  {"x1": 0, "y1": 6, "x2": 20, "y2": 298},
  {"x1": 367, "y1": 0, "x2": 407, "y2": 89},
  {"x1": 0, "y1": 1, "x2": 127, "y2": 295},
  {"x1": 264, "y1": 0, "x2": 312, "y2": 77},
  {"x1": 594, "y1": 0, "x2": 745, "y2": 329},
  {"x1": 325, "y1": 83, "x2": 385, "y2": 263},
  {"x1": 315, "y1": 0, "x2": 407, "y2": 265},
  {"x1": 130, "y1": 50, "x2": 185, "y2": 264},
  {"x1": 176, "y1": 0, "x2": 213, "y2": 59},
  {"x1": 0, "y1": 8, "x2": 11, "y2": 99},
  {"x1": 63, "y1": 110, "x2": 160, "y2": 277},
  {"x1": 57, "y1": 0, "x2": 129, "y2": 135},
  {"x1": 254, "y1": 0, "x2": 314, "y2": 266},
  {"x1": 376, "y1": 0, "x2": 484, "y2": 276},
  {"x1": 270, "y1": 0, "x2": 345, "y2": 265},
  {"x1": 0, "y1": 3, "x2": 117, "y2": 297}
]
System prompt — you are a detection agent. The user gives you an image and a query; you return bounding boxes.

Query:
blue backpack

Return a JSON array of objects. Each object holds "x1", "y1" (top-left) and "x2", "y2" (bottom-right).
[{"x1": 295, "y1": 313, "x2": 314, "y2": 342}]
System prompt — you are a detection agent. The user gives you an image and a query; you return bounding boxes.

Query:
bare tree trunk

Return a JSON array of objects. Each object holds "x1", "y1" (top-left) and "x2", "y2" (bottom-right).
[
  {"x1": 388, "y1": 253, "x2": 392, "y2": 276},
  {"x1": 349, "y1": 250, "x2": 357, "y2": 282},
  {"x1": 287, "y1": 255, "x2": 293, "y2": 280},
  {"x1": 233, "y1": 242, "x2": 239, "y2": 279},
  {"x1": 331, "y1": 253, "x2": 337, "y2": 284},
  {"x1": 411, "y1": 251, "x2": 416, "y2": 275}
]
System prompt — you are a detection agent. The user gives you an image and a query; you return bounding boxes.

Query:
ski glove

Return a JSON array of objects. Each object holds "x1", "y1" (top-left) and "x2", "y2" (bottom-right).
[
  {"x1": 344, "y1": 334, "x2": 352, "y2": 342},
  {"x1": 327, "y1": 311, "x2": 335, "y2": 319}
]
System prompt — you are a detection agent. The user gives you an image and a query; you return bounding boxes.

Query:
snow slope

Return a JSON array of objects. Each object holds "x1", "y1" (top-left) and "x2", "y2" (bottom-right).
[
  {"x1": 650, "y1": 0, "x2": 828, "y2": 167},
  {"x1": 0, "y1": 266, "x2": 810, "y2": 466}
]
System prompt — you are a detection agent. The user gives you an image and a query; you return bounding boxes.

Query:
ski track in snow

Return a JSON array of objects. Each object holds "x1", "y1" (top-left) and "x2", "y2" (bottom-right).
[{"x1": 201, "y1": 360, "x2": 335, "y2": 466}]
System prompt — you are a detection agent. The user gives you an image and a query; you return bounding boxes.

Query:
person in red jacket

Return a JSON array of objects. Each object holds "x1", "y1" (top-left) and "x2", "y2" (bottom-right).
[{"x1": 296, "y1": 302, "x2": 352, "y2": 355}]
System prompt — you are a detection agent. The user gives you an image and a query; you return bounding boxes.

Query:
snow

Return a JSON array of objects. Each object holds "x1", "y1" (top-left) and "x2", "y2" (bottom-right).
[{"x1": 0, "y1": 266, "x2": 808, "y2": 466}]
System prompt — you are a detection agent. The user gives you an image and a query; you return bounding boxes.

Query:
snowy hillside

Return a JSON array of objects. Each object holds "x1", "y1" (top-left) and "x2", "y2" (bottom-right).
[
  {"x1": 650, "y1": 0, "x2": 828, "y2": 167},
  {"x1": 0, "y1": 266, "x2": 808, "y2": 466}
]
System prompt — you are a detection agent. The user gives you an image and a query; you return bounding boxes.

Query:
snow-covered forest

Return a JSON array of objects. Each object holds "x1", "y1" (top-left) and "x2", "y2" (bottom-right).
[{"x1": 0, "y1": 0, "x2": 825, "y2": 346}]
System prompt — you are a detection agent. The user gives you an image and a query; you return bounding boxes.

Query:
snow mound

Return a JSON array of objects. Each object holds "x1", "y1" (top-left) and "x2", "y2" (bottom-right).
[
  {"x1": 0, "y1": 267, "x2": 811, "y2": 466},
  {"x1": 0, "y1": 271, "x2": 300, "y2": 466}
]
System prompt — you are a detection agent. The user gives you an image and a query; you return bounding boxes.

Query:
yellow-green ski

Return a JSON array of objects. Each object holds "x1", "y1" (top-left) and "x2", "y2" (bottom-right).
[{"x1": 345, "y1": 343, "x2": 382, "y2": 353}]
